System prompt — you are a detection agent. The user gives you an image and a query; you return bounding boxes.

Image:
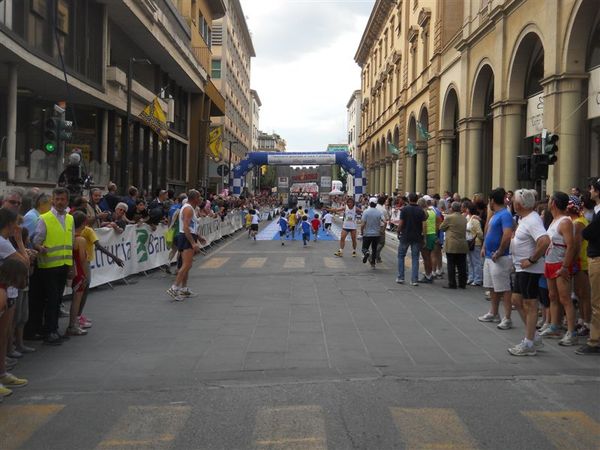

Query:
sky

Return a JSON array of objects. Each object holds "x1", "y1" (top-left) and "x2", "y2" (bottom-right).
[{"x1": 240, "y1": 0, "x2": 374, "y2": 152}]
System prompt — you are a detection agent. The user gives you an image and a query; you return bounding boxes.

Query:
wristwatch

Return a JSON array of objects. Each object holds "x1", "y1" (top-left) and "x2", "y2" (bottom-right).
[{"x1": 528, "y1": 257, "x2": 537, "y2": 264}]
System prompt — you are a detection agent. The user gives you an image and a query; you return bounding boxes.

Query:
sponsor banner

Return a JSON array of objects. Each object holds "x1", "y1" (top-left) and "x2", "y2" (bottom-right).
[
  {"x1": 291, "y1": 173, "x2": 318, "y2": 182},
  {"x1": 89, "y1": 212, "x2": 244, "y2": 288},
  {"x1": 589, "y1": 66, "x2": 600, "y2": 120},
  {"x1": 267, "y1": 153, "x2": 336, "y2": 165},
  {"x1": 326, "y1": 144, "x2": 349, "y2": 153},
  {"x1": 278, "y1": 177, "x2": 289, "y2": 188},
  {"x1": 526, "y1": 93, "x2": 544, "y2": 137},
  {"x1": 320, "y1": 176, "x2": 332, "y2": 188}
]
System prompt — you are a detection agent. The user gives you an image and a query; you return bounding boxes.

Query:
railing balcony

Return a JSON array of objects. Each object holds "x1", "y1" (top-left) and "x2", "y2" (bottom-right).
[{"x1": 192, "y1": 44, "x2": 212, "y2": 74}]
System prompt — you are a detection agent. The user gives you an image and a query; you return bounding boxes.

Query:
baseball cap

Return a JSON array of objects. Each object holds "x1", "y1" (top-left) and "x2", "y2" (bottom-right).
[
  {"x1": 369, "y1": 197, "x2": 378, "y2": 204},
  {"x1": 422, "y1": 195, "x2": 433, "y2": 202}
]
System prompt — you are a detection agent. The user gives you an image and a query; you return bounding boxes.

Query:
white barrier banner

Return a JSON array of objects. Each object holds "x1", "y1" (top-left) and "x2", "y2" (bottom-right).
[{"x1": 89, "y1": 212, "x2": 244, "y2": 288}]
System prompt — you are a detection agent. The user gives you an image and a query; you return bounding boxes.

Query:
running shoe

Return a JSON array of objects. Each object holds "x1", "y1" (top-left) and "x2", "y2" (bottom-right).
[
  {"x1": 534, "y1": 337, "x2": 544, "y2": 349},
  {"x1": 0, "y1": 384, "x2": 12, "y2": 397},
  {"x1": 558, "y1": 332, "x2": 578, "y2": 346},
  {"x1": 166, "y1": 287, "x2": 180, "y2": 299},
  {"x1": 179, "y1": 288, "x2": 197, "y2": 297},
  {"x1": 396, "y1": 277, "x2": 404, "y2": 284},
  {"x1": 0, "y1": 373, "x2": 28, "y2": 388},
  {"x1": 352, "y1": 251, "x2": 357, "y2": 257},
  {"x1": 79, "y1": 316, "x2": 92, "y2": 329},
  {"x1": 478, "y1": 312, "x2": 500, "y2": 323},
  {"x1": 7, "y1": 350, "x2": 22, "y2": 359},
  {"x1": 418, "y1": 276, "x2": 433, "y2": 284},
  {"x1": 508, "y1": 341, "x2": 536, "y2": 356},
  {"x1": 66, "y1": 326, "x2": 88, "y2": 336},
  {"x1": 539, "y1": 325, "x2": 562, "y2": 338},
  {"x1": 334, "y1": 250, "x2": 343, "y2": 257},
  {"x1": 362, "y1": 252, "x2": 370, "y2": 264},
  {"x1": 497, "y1": 318, "x2": 513, "y2": 330},
  {"x1": 410, "y1": 281, "x2": 419, "y2": 286},
  {"x1": 575, "y1": 344, "x2": 600, "y2": 355}
]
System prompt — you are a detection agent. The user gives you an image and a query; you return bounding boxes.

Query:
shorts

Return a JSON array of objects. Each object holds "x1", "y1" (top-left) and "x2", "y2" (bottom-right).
[
  {"x1": 512, "y1": 272, "x2": 541, "y2": 299},
  {"x1": 324, "y1": 223, "x2": 332, "y2": 229},
  {"x1": 483, "y1": 256, "x2": 513, "y2": 292},
  {"x1": 302, "y1": 232, "x2": 310, "y2": 241},
  {"x1": 538, "y1": 287, "x2": 550, "y2": 308},
  {"x1": 425, "y1": 234, "x2": 437, "y2": 251},
  {"x1": 279, "y1": 230, "x2": 286, "y2": 237},
  {"x1": 544, "y1": 261, "x2": 570, "y2": 279},
  {"x1": 14, "y1": 291, "x2": 29, "y2": 326},
  {"x1": 176, "y1": 233, "x2": 198, "y2": 251},
  {"x1": 250, "y1": 224, "x2": 259, "y2": 232},
  {"x1": 312, "y1": 228, "x2": 319, "y2": 234},
  {"x1": 343, "y1": 228, "x2": 357, "y2": 233}
]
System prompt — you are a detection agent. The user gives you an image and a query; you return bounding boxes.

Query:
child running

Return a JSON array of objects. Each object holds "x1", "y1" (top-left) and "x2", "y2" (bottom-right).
[
  {"x1": 322, "y1": 210, "x2": 333, "y2": 234},
  {"x1": 311, "y1": 214, "x2": 321, "y2": 242},
  {"x1": 288, "y1": 208, "x2": 297, "y2": 240},
  {"x1": 278, "y1": 212, "x2": 288, "y2": 246},
  {"x1": 249, "y1": 209, "x2": 259, "y2": 240},
  {"x1": 68, "y1": 211, "x2": 89, "y2": 336},
  {"x1": 245, "y1": 209, "x2": 253, "y2": 238},
  {"x1": 301, "y1": 216, "x2": 311, "y2": 246}
]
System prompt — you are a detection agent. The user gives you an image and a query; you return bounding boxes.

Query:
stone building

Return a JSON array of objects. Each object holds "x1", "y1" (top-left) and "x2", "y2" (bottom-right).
[
  {"x1": 0, "y1": 0, "x2": 226, "y2": 195},
  {"x1": 356, "y1": 0, "x2": 600, "y2": 196},
  {"x1": 346, "y1": 89, "x2": 362, "y2": 195}
]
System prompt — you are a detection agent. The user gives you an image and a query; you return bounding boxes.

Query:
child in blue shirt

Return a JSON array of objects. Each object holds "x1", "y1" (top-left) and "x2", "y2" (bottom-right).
[
  {"x1": 301, "y1": 216, "x2": 311, "y2": 246},
  {"x1": 278, "y1": 212, "x2": 288, "y2": 246}
]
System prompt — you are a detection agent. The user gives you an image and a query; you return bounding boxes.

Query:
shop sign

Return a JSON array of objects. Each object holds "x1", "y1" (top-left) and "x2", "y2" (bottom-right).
[
  {"x1": 589, "y1": 66, "x2": 600, "y2": 120},
  {"x1": 320, "y1": 176, "x2": 332, "y2": 188},
  {"x1": 277, "y1": 177, "x2": 288, "y2": 188},
  {"x1": 526, "y1": 92, "x2": 544, "y2": 137}
]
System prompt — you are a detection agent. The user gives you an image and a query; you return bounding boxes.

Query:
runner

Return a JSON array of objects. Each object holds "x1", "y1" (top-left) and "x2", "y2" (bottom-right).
[
  {"x1": 332, "y1": 198, "x2": 361, "y2": 258},
  {"x1": 361, "y1": 197, "x2": 384, "y2": 268},
  {"x1": 168, "y1": 190, "x2": 206, "y2": 302},
  {"x1": 288, "y1": 208, "x2": 297, "y2": 240},
  {"x1": 278, "y1": 211, "x2": 288, "y2": 246},
  {"x1": 249, "y1": 209, "x2": 259, "y2": 240},
  {"x1": 322, "y1": 210, "x2": 333, "y2": 234},
  {"x1": 311, "y1": 214, "x2": 321, "y2": 242},
  {"x1": 300, "y1": 215, "x2": 311, "y2": 246}
]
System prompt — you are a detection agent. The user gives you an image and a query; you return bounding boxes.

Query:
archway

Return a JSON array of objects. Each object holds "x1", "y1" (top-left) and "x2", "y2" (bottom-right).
[
  {"x1": 472, "y1": 64, "x2": 494, "y2": 195},
  {"x1": 417, "y1": 106, "x2": 429, "y2": 194},
  {"x1": 406, "y1": 115, "x2": 417, "y2": 193},
  {"x1": 232, "y1": 152, "x2": 366, "y2": 200},
  {"x1": 393, "y1": 126, "x2": 400, "y2": 192},
  {"x1": 440, "y1": 86, "x2": 460, "y2": 194}
]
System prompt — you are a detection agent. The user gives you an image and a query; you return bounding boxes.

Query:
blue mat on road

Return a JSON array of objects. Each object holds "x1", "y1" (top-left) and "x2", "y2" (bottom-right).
[{"x1": 270, "y1": 209, "x2": 336, "y2": 241}]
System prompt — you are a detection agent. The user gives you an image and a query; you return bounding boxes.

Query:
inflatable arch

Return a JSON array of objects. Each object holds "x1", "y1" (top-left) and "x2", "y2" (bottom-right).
[{"x1": 232, "y1": 152, "x2": 367, "y2": 200}]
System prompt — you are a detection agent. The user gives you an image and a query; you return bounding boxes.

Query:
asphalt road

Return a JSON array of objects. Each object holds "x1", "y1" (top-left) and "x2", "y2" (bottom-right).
[{"x1": 1, "y1": 220, "x2": 599, "y2": 450}]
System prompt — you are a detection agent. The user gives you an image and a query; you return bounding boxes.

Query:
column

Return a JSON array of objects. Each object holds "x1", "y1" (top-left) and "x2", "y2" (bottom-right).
[
  {"x1": 142, "y1": 127, "x2": 150, "y2": 193},
  {"x1": 503, "y1": 102, "x2": 525, "y2": 192},
  {"x1": 6, "y1": 63, "x2": 17, "y2": 181},
  {"x1": 385, "y1": 159, "x2": 392, "y2": 195},
  {"x1": 439, "y1": 136, "x2": 453, "y2": 194},
  {"x1": 369, "y1": 167, "x2": 375, "y2": 193},
  {"x1": 557, "y1": 78, "x2": 584, "y2": 191},
  {"x1": 392, "y1": 157, "x2": 398, "y2": 193},
  {"x1": 415, "y1": 144, "x2": 427, "y2": 194},
  {"x1": 466, "y1": 119, "x2": 483, "y2": 195},
  {"x1": 457, "y1": 120, "x2": 468, "y2": 195},
  {"x1": 378, "y1": 162, "x2": 385, "y2": 194},
  {"x1": 405, "y1": 156, "x2": 415, "y2": 193},
  {"x1": 374, "y1": 164, "x2": 380, "y2": 194},
  {"x1": 132, "y1": 122, "x2": 141, "y2": 189}
]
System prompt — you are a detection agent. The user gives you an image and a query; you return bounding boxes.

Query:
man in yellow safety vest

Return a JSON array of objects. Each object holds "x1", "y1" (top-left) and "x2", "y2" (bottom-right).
[{"x1": 33, "y1": 188, "x2": 74, "y2": 346}]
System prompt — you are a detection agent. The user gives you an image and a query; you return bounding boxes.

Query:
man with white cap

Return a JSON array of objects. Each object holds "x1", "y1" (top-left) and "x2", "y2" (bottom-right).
[{"x1": 360, "y1": 197, "x2": 384, "y2": 268}]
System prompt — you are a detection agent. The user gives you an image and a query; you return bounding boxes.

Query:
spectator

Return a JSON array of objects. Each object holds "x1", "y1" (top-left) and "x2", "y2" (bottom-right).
[
  {"x1": 99, "y1": 182, "x2": 120, "y2": 212},
  {"x1": 112, "y1": 202, "x2": 133, "y2": 232},
  {"x1": 396, "y1": 193, "x2": 427, "y2": 286},
  {"x1": 23, "y1": 193, "x2": 51, "y2": 238},
  {"x1": 87, "y1": 188, "x2": 112, "y2": 228},
  {"x1": 124, "y1": 186, "x2": 139, "y2": 220},
  {"x1": 440, "y1": 201, "x2": 468, "y2": 289}
]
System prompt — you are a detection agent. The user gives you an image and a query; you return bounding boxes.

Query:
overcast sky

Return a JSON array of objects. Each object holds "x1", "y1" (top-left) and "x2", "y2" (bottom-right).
[{"x1": 240, "y1": 0, "x2": 374, "y2": 152}]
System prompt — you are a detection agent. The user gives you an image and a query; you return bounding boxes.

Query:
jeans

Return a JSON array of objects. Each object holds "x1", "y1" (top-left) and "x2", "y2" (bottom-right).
[
  {"x1": 447, "y1": 253, "x2": 467, "y2": 288},
  {"x1": 362, "y1": 236, "x2": 380, "y2": 264},
  {"x1": 398, "y1": 240, "x2": 421, "y2": 282},
  {"x1": 468, "y1": 245, "x2": 483, "y2": 284},
  {"x1": 39, "y1": 265, "x2": 69, "y2": 335}
]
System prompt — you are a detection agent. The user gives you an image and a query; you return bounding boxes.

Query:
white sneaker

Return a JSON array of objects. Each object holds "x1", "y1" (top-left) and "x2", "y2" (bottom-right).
[
  {"x1": 558, "y1": 332, "x2": 578, "y2": 347},
  {"x1": 508, "y1": 341, "x2": 536, "y2": 356},
  {"x1": 478, "y1": 312, "x2": 500, "y2": 323},
  {"x1": 534, "y1": 336, "x2": 544, "y2": 349},
  {"x1": 497, "y1": 318, "x2": 513, "y2": 330}
]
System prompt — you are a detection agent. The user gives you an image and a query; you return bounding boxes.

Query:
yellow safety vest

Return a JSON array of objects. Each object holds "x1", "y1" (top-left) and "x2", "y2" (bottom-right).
[{"x1": 37, "y1": 211, "x2": 74, "y2": 269}]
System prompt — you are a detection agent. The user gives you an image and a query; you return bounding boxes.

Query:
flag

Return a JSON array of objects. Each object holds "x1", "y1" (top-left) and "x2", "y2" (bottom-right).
[
  {"x1": 208, "y1": 126, "x2": 223, "y2": 159},
  {"x1": 417, "y1": 121, "x2": 431, "y2": 140},
  {"x1": 387, "y1": 141, "x2": 400, "y2": 155},
  {"x1": 406, "y1": 139, "x2": 416, "y2": 156},
  {"x1": 139, "y1": 97, "x2": 169, "y2": 142}
]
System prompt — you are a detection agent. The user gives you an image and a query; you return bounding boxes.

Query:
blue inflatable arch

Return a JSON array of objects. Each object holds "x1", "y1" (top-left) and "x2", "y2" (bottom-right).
[{"x1": 232, "y1": 152, "x2": 367, "y2": 200}]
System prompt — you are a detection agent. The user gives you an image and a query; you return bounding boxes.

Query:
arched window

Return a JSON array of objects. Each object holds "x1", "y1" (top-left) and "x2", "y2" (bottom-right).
[
  {"x1": 525, "y1": 40, "x2": 544, "y2": 97},
  {"x1": 587, "y1": 22, "x2": 600, "y2": 70}
]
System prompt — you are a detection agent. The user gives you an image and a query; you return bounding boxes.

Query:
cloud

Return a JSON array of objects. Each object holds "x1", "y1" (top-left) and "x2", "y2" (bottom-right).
[{"x1": 241, "y1": 0, "x2": 373, "y2": 151}]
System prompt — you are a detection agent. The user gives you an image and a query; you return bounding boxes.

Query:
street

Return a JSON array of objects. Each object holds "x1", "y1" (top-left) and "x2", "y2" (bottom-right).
[{"x1": 1, "y1": 222, "x2": 599, "y2": 450}]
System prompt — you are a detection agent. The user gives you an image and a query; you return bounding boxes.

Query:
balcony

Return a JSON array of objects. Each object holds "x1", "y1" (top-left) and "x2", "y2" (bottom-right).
[{"x1": 192, "y1": 44, "x2": 212, "y2": 75}]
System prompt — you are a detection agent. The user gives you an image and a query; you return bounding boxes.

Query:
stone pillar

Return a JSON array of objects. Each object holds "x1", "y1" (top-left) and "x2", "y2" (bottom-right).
[
  {"x1": 466, "y1": 119, "x2": 484, "y2": 196},
  {"x1": 405, "y1": 156, "x2": 415, "y2": 193},
  {"x1": 503, "y1": 102, "x2": 525, "y2": 192},
  {"x1": 385, "y1": 159, "x2": 392, "y2": 195},
  {"x1": 439, "y1": 135, "x2": 453, "y2": 194},
  {"x1": 6, "y1": 63, "x2": 17, "y2": 181},
  {"x1": 374, "y1": 164, "x2": 381, "y2": 194},
  {"x1": 457, "y1": 120, "x2": 468, "y2": 195},
  {"x1": 557, "y1": 77, "x2": 584, "y2": 191},
  {"x1": 415, "y1": 144, "x2": 427, "y2": 194},
  {"x1": 391, "y1": 157, "x2": 398, "y2": 193}
]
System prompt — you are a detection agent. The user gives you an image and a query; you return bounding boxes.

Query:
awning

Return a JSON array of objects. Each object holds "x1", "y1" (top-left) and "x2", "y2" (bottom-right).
[{"x1": 206, "y1": 80, "x2": 225, "y2": 116}]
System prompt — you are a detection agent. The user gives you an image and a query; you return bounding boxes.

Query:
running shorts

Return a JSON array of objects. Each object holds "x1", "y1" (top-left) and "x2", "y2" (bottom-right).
[
  {"x1": 176, "y1": 233, "x2": 198, "y2": 251},
  {"x1": 512, "y1": 272, "x2": 541, "y2": 299}
]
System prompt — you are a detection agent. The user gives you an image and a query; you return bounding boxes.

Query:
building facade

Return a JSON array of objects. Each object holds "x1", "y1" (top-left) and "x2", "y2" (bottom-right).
[
  {"x1": 356, "y1": 0, "x2": 600, "y2": 196},
  {"x1": 346, "y1": 89, "x2": 362, "y2": 195},
  {"x1": 0, "y1": 0, "x2": 226, "y2": 195},
  {"x1": 209, "y1": 0, "x2": 255, "y2": 192},
  {"x1": 250, "y1": 89, "x2": 261, "y2": 151},
  {"x1": 257, "y1": 131, "x2": 286, "y2": 153}
]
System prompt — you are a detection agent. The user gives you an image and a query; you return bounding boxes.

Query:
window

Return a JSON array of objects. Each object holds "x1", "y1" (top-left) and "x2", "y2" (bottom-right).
[
  {"x1": 211, "y1": 59, "x2": 221, "y2": 78},
  {"x1": 422, "y1": 26, "x2": 429, "y2": 68}
]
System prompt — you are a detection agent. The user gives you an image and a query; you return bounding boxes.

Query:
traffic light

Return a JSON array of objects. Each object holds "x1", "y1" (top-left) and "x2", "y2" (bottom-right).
[
  {"x1": 532, "y1": 134, "x2": 542, "y2": 154},
  {"x1": 544, "y1": 133, "x2": 559, "y2": 164},
  {"x1": 530, "y1": 153, "x2": 549, "y2": 180},
  {"x1": 517, "y1": 155, "x2": 531, "y2": 181},
  {"x1": 43, "y1": 116, "x2": 59, "y2": 154},
  {"x1": 59, "y1": 119, "x2": 73, "y2": 143}
]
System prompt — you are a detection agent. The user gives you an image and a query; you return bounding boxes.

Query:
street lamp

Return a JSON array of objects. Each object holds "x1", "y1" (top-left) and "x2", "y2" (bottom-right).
[{"x1": 121, "y1": 57, "x2": 151, "y2": 193}]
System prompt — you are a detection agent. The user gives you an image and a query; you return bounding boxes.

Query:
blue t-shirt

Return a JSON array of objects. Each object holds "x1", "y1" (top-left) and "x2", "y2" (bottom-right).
[
  {"x1": 301, "y1": 221, "x2": 311, "y2": 234},
  {"x1": 484, "y1": 208, "x2": 513, "y2": 258},
  {"x1": 278, "y1": 218, "x2": 288, "y2": 232},
  {"x1": 169, "y1": 203, "x2": 182, "y2": 220}
]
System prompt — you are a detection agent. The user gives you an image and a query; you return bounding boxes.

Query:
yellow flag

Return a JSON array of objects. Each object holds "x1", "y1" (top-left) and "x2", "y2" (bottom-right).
[
  {"x1": 208, "y1": 126, "x2": 223, "y2": 159},
  {"x1": 139, "y1": 97, "x2": 169, "y2": 142}
]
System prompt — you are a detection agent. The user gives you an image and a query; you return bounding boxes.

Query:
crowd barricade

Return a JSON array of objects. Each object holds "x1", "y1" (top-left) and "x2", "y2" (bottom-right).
[{"x1": 89, "y1": 211, "x2": 244, "y2": 288}]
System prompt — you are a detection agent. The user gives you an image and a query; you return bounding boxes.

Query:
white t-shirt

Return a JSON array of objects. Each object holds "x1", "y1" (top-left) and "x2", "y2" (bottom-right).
[
  {"x1": 510, "y1": 212, "x2": 547, "y2": 273},
  {"x1": 0, "y1": 236, "x2": 18, "y2": 298},
  {"x1": 323, "y1": 213, "x2": 333, "y2": 224},
  {"x1": 342, "y1": 207, "x2": 358, "y2": 230},
  {"x1": 251, "y1": 214, "x2": 259, "y2": 225}
]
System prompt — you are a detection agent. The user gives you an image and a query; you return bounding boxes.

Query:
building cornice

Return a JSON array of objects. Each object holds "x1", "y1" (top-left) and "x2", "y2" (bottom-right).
[
  {"x1": 346, "y1": 89, "x2": 362, "y2": 109},
  {"x1": 229, "y1": 0, "x2": 256, "y2": 57},
  {"x1": 354, "y1": 0, "x2": 396, "y2": 66}
]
